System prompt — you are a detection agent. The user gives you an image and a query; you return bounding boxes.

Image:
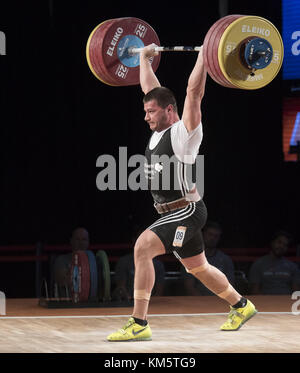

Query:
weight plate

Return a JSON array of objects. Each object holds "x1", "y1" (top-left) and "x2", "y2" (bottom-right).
[
  {"x1": 117, "y1": 35, "x2": 145, "y2": 68},
  {"x1": 86, "y1": 19, "x2": 113, "y2": 85},
  {"x1": 244, "y1": 37, "x2": 273, "y2": 69},
  {"x1": 203, "y1": 16, "x2": 223, "y2": 85},
  {"x1": 86, "y1": 250, "x2": 98, "y2": 300},
  {"x1": 210, "y1": 15, "x2": 243, "y2": 87},
  {"x1": 86, "y1": 19, "x2": 120, "y2": 86},
  {"x1": 88, "y1": 18, "x2": 126, "y2": 86},
  {"x1": 96, "y1": 19, "x2": 128, "y2": 86},
  {"x1": 70, "y1": 251, "x2": 90, "y2": 303},
  {"x1": 204, "y1": 15, "x2": 241, "y2": 88},
  {"x1": 88, "y1": 17, "x2": 161, "y2": 86},
  {"x1": 217, "y1": 16, "x2": 284, "y2": 89},
  {"x1": 96, "y1": 250, "x2": 111, "y2": 301}
]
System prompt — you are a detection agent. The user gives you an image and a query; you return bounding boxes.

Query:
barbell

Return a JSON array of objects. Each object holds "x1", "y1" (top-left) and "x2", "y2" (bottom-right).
[{"x1": 86, "y1": 15, "x2": 283, "y2": 90}]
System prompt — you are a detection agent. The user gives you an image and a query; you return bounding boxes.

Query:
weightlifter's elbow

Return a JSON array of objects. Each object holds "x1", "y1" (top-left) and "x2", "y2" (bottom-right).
[
  {"x1": 186, "y1": 84, "x2": 205, "y2": 102},
  {"x1": 185, "y1": 88, "x2": 204, "y2": 109},
  {"x1": 140, "y1": 75, "x2": 161, "y2": 92},
  {"x1": 142, "y1": 82, "x2": 160, "y2": 95}
]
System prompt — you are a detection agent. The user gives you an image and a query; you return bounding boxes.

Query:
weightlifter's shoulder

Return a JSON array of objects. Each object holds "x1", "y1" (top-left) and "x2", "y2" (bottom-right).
[{"x1": 171, "y1": 119, "x2": 202, "y2": 138}]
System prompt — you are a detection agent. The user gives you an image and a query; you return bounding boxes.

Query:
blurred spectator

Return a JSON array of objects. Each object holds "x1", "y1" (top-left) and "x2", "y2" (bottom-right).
[
  {"x1": 111, "y1": 253, "x2": 166, "y2": 301},
  {"x1": 297, "y1": 242, "x2": 300, "y2": 270},
  {"x1": 53, "y1": 227, "x2": 90, "y2": 297},
  {"x1": 249, "y1": 230, "x2": 300, "y2": 295},
  {"x1": 297, "y1": 242, "x2": 300, "y2": 257},
  {"x1": 181, "y1": 221, "x2": 235, "y2": 296}
]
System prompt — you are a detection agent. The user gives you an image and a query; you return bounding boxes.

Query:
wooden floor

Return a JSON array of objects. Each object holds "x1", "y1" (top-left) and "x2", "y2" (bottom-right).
[{"x1": 1, "y1": 296, "x2": 300, "y2": 353}]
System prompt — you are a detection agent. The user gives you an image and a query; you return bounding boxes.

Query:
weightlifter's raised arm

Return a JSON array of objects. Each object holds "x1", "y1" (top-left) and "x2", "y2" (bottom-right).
[
  {"x1": 139, "y1": 43, "x2": 161, "y2": 94},
  {"x1": 182, "y1": 46, "x2": 207, "y2": 133}
]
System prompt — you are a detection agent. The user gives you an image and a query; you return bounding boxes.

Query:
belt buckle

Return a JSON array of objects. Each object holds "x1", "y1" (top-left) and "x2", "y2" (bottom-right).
[{"x1": 154, "y1": 202, "x2": 164, "y2": 214}]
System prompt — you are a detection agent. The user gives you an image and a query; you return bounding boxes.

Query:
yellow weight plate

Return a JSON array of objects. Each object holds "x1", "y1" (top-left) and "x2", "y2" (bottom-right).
[{"x1": 218, "y1": 16, "x2": 284, "y2": 89}]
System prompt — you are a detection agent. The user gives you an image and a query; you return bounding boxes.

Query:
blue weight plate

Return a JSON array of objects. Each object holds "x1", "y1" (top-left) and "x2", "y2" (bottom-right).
[
  {"x1": 117, "y1": 35, "x2": 144, "y2": 67},
  {"x1": 70, "y1": 251, "x2": 90, "y2": 303},
  {"x1": 86, "y1": 250, "x2": 98, "y2": 300},
  {"x1": 72, "y1": 265, "x2": 79, "y2": 293},
  {"x1": 244, "y1": 37, "x2": 273, "y2": 69}
]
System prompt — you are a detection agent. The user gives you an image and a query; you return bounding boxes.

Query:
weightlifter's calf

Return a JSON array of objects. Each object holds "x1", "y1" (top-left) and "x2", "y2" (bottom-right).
[{"x1": 180, "y1": 252, "x2": 241, "y2": 305}]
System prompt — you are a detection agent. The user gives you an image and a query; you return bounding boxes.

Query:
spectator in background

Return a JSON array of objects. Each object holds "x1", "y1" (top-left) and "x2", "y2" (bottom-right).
[
  {"x1": 297, "y1": 241, "x2": 300, "y2": 270},
  {"x1": 296, "y1": 241, "x2": 300, "y2": 258},
  {"x1": 53, "y1": 227, "x2": 90, "y2": 297},
  {"x1": 249, "y1": 230, "x2": 300, "y2": 295},
  {"x1": 181, "y1": 221, "x2": 235, "y2": 296}
]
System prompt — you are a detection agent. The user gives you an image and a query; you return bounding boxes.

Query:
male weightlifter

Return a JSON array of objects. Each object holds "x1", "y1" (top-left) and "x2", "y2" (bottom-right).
[{"x1": 107, "y1": 44, "x2": 257, "y2": 341}]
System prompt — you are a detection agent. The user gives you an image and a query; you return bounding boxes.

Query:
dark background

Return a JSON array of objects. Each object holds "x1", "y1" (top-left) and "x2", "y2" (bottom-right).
[{"x1": 0, "y1": 0, "x2": 299, "y2": 296}]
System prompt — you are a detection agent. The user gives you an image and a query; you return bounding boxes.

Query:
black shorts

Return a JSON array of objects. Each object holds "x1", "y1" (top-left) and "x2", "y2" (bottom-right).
[{"x1": 148, "y1": 199, "x2": 207, "y2": 259}]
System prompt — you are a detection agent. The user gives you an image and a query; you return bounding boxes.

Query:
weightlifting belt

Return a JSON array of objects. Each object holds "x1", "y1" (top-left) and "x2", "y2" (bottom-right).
[{"x1": 154, "y1": 188, "x2": 200, "y2": 214}]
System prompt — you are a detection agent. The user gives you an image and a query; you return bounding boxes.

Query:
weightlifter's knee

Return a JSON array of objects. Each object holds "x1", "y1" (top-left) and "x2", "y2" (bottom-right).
[
  {"x1": 134, "y1": 238, "x2": 148, "y2": 260},
  {"x1": 184, "y1": 259, "x2": 235, "y2": 299},
  {"x1": 185, "y1": 260, "x2": 210, "y2": 276},
  {"x1": 134, "y1": 229, "x2": 165, "y2": 262}
]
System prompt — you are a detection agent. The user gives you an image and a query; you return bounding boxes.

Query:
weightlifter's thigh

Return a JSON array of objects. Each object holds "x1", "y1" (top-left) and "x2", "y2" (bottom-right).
[{"x1": 134, "y1": 229, "x2": 166, "y2": 261}]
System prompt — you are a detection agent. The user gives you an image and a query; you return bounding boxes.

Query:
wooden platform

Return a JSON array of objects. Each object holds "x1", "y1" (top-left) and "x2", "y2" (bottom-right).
[{"x1": 1, "y1": 296, "x2": 300, "y2": 354}]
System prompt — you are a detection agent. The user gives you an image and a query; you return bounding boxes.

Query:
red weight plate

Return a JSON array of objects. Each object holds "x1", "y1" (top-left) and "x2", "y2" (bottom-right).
[
  {"x1": 211, "y1": 15, "x2": 243, "y2": 88},
  {"x1": 203, "y1": 18, "x2": 220, "y2": 84},
  {"x1": 95, "y1": 18, "x2": 128, "y2": 86},
  {"x1": 209, "y1": 16, "x2": 240, "y2": 87},
  {"x1": 205, "y1": 15, "x2": 242, "y2": 87},
  {"x1": 87, "y1": 19, "x2": 112, "y2": 84},
  {"x1": 88, "y1": 19, "x2": 120, "y2": 86},
  {"x1": 206, "y1": 15, "x2": 241, "y2": 87},
  {"x1": 204, "y1": 15, "x2": 242, "y2": 88},
  {"x1": 100, "y1": 17, "x2": 161, "y2": 86},
  {"x1": 97, "y1": 18, "x2": 134, "y2": 86},
  {"x1": 70, "y1": 251, "x2": 91, "y2": 303},
  {"x1": 87, "y1": 20, "x2": 116, "y2": 85},
  {"x1": 203, "y1": 15, "x2": 236, "y2": 87}
]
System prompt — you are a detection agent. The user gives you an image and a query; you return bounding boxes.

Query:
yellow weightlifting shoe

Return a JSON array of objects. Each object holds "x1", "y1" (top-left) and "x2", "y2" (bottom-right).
[
  {"x1": 220, "y1": 299, "x2": 257, "y2": 331},
  {"x1": 107, "y1": 317, "x2": 152, "y2": 341}
]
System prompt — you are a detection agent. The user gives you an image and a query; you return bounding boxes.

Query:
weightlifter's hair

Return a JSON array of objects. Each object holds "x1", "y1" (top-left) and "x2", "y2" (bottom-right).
[{"x1": 143, "y1": 86, "x2": 178, "y2": 113}]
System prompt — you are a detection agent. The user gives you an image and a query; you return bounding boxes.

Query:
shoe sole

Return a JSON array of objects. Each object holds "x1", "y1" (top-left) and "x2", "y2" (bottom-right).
[
  {"x1": 107, "y1": 337, "x2": 152, "y2": 342},
  {"x1": 221, "y1": 309, "x2": 258, "y2": 331}
]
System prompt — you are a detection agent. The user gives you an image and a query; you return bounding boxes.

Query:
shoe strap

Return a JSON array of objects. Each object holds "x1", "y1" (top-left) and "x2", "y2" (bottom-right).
[
  {"x1": 229, "y1": 309, "x2": 245, "y2": 320},
  {"x1": 119, "y1": 318, "x2": 135, "y2": 333}
]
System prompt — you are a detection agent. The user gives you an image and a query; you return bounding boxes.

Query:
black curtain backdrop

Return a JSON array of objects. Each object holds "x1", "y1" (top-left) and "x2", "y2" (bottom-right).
[{"x1": 0, "y1": 1, "x2": 299, "y2": 256}]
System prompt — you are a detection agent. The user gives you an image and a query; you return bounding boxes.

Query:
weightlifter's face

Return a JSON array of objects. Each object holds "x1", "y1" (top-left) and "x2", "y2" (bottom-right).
[{"x1": 144, "y1": 99, "x2": 171, "y2": 132}]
